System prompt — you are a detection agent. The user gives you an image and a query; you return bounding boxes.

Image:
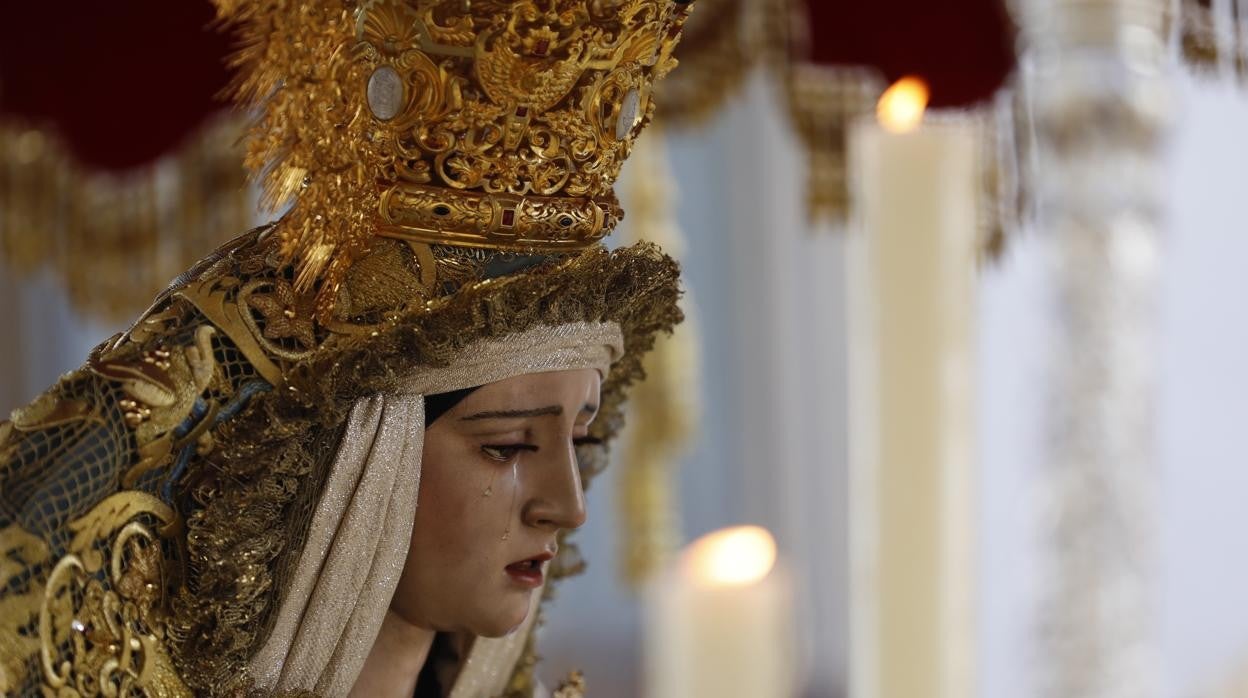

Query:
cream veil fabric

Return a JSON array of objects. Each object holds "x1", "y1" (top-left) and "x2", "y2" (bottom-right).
[{"x1": 246, "y1": 322, "x2": 623, "y2": 697}]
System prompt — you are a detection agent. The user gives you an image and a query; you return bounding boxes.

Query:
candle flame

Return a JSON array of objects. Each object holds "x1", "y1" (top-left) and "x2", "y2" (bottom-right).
[
  {"x1": 877, "y1": 76, "x2": 929, "y2": 133},
  {"x1": 685, "y1": 525, "x2": 777, "y2": 588}
]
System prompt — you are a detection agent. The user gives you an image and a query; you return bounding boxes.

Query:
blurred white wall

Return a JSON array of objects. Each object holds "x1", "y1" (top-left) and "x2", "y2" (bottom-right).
[
  {"x1": 0, "y1": 266, "x2": 112, "y2": 410},
  {"x1": 1156, "y1": 74, "x2": 1248, "y2": 697}
]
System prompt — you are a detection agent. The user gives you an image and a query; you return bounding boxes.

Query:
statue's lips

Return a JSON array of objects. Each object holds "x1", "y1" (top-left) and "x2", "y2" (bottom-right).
[{"x1": 505, "y1": 552, "x2": 553, "y2": 588}]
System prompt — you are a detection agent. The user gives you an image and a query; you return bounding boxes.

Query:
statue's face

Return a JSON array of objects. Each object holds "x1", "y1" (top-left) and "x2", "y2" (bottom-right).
[{"x1": 392, "y1": 368, "x2": 600, "y2": 637}]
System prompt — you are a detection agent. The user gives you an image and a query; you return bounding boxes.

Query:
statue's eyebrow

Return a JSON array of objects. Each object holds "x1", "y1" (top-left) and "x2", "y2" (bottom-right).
[{"x1": 460, "y1": 405, "x2": 563, "y2": 421}]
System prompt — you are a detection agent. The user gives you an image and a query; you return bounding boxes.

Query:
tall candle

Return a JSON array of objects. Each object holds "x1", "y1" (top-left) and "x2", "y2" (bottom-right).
[
  {"x1": 847, "y1": 77, "x2": 977, "y2": 698},
  {"x1": 644, "y1": 526, "x2": 796, "y2": 697}
]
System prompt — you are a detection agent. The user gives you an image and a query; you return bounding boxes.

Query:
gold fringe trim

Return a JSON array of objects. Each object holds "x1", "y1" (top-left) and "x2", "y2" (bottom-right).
[
  {"x1": 781, "y1": 62, "x2": 1026, "y2": 260},
  {"x1": 978, "y1": 81, "x2": 1033, "y2": 263},
  {"x1": 1234, "y1": 0, "x2": 1248, "y2": 80},
  {"x1": 785, "y1": 64, "x2": 884, "y2": 226},
  {"x1": 0, "y1": 116, "x2": 251, "y2": 321},
  {"x1": 657, "y1": 0, "x2": 1023, "y2": 254},
  {"x1": 1180, "y1": 0, "x2": 1222, "y2": 72},
  {"x1": 658, "y1": 0, "x2": 1024, "y2": 256},
  {"x1": 654, "y1": 0, "x2": 763, "y2": 126},
  {"x1": 1174, "y1": 0, "x2": 1248, "y2": 79}
]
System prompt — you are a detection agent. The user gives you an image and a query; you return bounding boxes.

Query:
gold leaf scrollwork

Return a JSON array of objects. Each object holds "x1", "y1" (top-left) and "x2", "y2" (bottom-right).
[
  {"x1": 38, "y1": 492, "x2": 190, "y2": 697},
  {"x1": 10, "y1": 391, "x2": 96, "y2": 433},
  {"x1": 476, "y1": 23, "x2": 588, "y2": 113},
  {"x1": 0, "y1": 525, "x2": 50, "y2": 692},
  {"x1": 357, "y1": 0, "x2": 450, "y2": 132},
  {"x1": 90, "y1": 326, "x2": 218, "y2": 439},
  {"x1": 88, "y1": 325, "x2": 222, "y2": 488},
  {"x1": 294, "y1": 0, "x2": 690, "y2": 276},
  {"x1": 176, "y1": 274, "x2": 284, "y2": 386}
]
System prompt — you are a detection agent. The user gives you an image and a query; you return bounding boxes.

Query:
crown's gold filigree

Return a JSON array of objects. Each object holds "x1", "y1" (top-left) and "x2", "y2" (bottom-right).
[{"x1": 214, "y1": 0, "x2": 691, "y2": 317}]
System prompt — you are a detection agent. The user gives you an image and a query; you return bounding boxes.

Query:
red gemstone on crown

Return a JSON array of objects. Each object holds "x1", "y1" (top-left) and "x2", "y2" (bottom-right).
[
  {"x1": 515, "y1": 106, "x2": 528, "y2": 117},
  {"x1": 534, "y1": 39, "x2": 550, "y2": 56},
  {"x1": 501, "y1": 209, "x2": 516, "y2": 227}
]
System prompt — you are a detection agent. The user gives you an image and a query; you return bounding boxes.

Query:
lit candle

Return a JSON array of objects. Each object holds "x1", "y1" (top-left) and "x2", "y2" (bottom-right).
[
  {"x1": 847, "y1": 77, "x2": 977, "y2": 698},
  {"x1": 644, "y1": 526, "x2": 796, "y2": 697}
]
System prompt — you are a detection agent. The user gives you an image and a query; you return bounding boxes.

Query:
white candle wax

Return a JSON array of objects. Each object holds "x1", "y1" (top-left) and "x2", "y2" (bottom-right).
[
  {"x1": 847, "y1": 81, "x2": 978, "y2": 698},
  {"x1": 644, "y1": 526, "x2": 797, "y2": 698}
]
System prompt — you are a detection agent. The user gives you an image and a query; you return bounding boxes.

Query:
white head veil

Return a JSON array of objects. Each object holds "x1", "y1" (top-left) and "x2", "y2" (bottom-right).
[{"x1": 246, "y1": 321, "x2": 624, "y2": 696}]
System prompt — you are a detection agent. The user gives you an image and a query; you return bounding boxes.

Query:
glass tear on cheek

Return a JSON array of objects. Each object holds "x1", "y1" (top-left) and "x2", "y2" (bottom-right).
[
  {"x1": 483, "y1": 470, "x2": 494, "y2": 498},
  {"x1": 501, "y1": 460, "x2": 518, "y2": 541}
]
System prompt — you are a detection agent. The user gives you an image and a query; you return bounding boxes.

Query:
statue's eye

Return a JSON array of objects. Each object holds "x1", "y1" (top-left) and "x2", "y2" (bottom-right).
[{"x1": 481, "y1": 443, "x2": 536, "y2": 461}]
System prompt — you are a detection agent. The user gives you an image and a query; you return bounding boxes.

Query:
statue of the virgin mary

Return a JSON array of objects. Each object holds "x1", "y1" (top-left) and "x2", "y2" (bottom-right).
[{"x1": 0, "y1": 0, "x2": 692, "y2": 695}]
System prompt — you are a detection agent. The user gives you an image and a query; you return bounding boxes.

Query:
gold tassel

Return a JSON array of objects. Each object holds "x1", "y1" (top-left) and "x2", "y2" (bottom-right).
[
  {"x1": 653, "y1": 0, "x2": 762, "y2": 127},
  {"x1": 617, "y1": 128, "x2": 700, "y2": 589},
  {"x1": 785, "y1": 64, "x2": 884, "y2": 226},
  {"x1": 1180, "y1": 0, "x2": 1222, "y2": 73},
  {"x1": 0, "y1": 115, "x2": 251, "y2": 322},
  {"x1": 1233, "y1": 0, "x2": 1248, "y2": 81},
  {"x1": 978, "y1": 81, "x2": 1034, "y2": 264}
]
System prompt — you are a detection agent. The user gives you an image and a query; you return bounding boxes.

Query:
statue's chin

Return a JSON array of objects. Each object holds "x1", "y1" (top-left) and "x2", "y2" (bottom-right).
[{"x1": 469, "y1": 601, "x2": 532, "y2": 639}]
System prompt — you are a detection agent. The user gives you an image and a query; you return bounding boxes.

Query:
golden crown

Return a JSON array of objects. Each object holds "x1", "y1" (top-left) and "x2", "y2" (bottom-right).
[{"x1": 216, "y1": 0, "x2": 692, "y2": 314}]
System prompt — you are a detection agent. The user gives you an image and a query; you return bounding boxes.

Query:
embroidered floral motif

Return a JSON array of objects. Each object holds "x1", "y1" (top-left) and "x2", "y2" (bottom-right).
[{"x1": 246, "y1": 280, "x2": 317, "y2": 348}]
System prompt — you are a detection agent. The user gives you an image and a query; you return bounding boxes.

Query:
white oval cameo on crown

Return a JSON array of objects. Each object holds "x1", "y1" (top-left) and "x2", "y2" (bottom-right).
[
  {"x1": 367, "y1": 65, "x2": 405, "y2": 121},
  {"x1": 616, "y1": 88, "x2": 642, "y2": 140}
]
